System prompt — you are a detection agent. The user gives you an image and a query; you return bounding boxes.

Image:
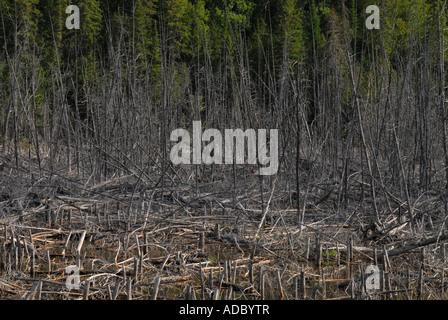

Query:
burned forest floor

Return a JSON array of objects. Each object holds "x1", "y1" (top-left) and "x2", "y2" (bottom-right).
[{"x1": 1, "y1": 152, "x2": 448, "y2": 300}]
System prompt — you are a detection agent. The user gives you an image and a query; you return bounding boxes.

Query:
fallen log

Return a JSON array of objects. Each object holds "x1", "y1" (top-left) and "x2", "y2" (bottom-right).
[{"x1": 387, "y1": 233, "x2": 448, "y2": 257}]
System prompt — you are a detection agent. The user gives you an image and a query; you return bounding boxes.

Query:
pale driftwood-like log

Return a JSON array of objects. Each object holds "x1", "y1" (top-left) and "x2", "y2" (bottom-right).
[
  {"x1": 76, "y1": 230, "x2": 87, "y2": 253},
  {"x1": 212, "y1": 288, "x2": 219, "y2": 300}
]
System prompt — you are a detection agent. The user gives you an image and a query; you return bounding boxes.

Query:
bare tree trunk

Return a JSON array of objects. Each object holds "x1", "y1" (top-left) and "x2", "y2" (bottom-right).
[
  {"x1": 438, "y1": 0, "x2": 448, "y2": 216},
  {"x1": 346, "y1": 50, "x2": 381, "y2": 225}
]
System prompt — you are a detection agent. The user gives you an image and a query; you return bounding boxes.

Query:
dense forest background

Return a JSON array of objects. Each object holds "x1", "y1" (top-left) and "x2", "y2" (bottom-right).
[{"x1": 1, "y1": 0, "x2": 448, "y2": 225}]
